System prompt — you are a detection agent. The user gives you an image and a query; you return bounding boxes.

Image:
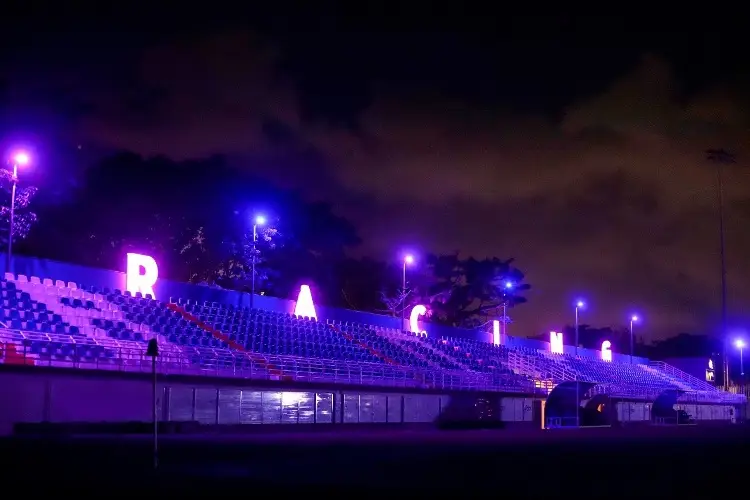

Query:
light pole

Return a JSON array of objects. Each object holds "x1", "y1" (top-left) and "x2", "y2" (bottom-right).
[
  {"x1": 706, "y1": 149, "x2": 734, "y2": 389},
  {"x1": 402, "y1": 254, "x2": 414, "y2": 327},
  {"x1": 6, "y1": 151, "x2": 30, "y2": 272},
  {"x1": 502, "y1": 281, "x2": 513, "y2": 338},
  {"x1": 574, "y1": 300, "x2": 585, "y2": 428},
  {"x1": 629, "y1": 315, "x2": 639, "y2": 364},
  {"x1": 736, "y1": 339, "x2": 745, "y2": 377},
  {"x1": 251, "y1": 215, "x2": 266, "y2": 308},
  {"x1": 574, "y1": 300, "x2": 585, "y2": 357}
]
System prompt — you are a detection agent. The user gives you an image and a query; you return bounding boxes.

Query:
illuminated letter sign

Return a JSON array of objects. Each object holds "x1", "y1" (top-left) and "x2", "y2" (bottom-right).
[
  {"x1": 492, "y1": 320, "x2": 500, "y2": 346},
  {"x1": 294, "y1": 285, "x2": 317, "y2": 319},
  {"x1": 550, "y1": 331, "x2": 563, "y2": 354},
  {"x1": 410, "y1": 304, "x2": 427, "y2": 335},
  {"x1": 601, "y1": 340, "x2": 612, "y2": 362},
  {"x1": 706, "y1": 359, "x2": 715, "y2": 382},
  {"x1": 126, "y1": 253, "x2": 159, "y2": 299}
]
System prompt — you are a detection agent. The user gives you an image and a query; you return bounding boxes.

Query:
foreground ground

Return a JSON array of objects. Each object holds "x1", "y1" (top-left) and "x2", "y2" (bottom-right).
[{"x1": 2, "y1": 424, "x2": 747, "y2": 495}]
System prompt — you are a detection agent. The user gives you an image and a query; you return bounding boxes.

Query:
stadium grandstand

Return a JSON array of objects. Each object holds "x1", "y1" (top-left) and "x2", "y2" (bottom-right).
[{"x1": 0, "y1": 253, "x2": 745, "y2": 434}]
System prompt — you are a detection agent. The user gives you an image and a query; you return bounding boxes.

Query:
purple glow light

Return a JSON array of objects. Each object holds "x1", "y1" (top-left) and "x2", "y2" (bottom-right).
[
  {"x1": 601, "y1": 340, "x2": 612, "y2": 361},
  {"x1": 575, "y1": 300, "x2": 585, "y2": 309},
  {"x1": 255, "y1": 215, "x2": 266, "y2": 226},
  {"x1": 404, "y1": 254, "x2": 414, "y2": 264},
  {"x1": 550, "y1": 331, "x2": 563, "y2": 354},
  {"x1": 12, "y1": 151, "x2": 30, "y2": 166},
  {"x1": 126, "y1": 253, "x2": 159, "y2": 299},
  {"x1": 736, "y1": 339, "x2": 746, "y2": 349},
  {"x1": 505, "y1": 281, "x2": 513, "y2": 289},
  {"x1": 410, "y1": 304, "x2": 426, "y2": 334},
  {"x1": 631, "y1": 315, "x2": 639, "y2": 322},
  {"x1": 294, "y1": 284, "x2": 317, "y2": 319}
]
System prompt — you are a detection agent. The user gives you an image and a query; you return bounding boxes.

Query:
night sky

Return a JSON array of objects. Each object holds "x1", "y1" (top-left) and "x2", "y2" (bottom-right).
[{"x1": 2, "y1": 8, "x2": 749, "y2": 341}]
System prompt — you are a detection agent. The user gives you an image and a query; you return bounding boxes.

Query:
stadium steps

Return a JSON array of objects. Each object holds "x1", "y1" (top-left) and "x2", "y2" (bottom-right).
[
  {"x1": 640, "y1": 364, "x2": 693, "y2": 391},
  {"x1": 412, "y1": 335, "x2": 476, "y2": 370},
  {"x1": 648, "y1": 361, "x2": 719, "y2": 392},
  {"x1": 327, "y1": 324, "x2": 436, "y2": 388},
  {"x1": 166, "y1": 303, "x2": 290, "y2": 380},
  {"x1": 372, "y1": 328, "x2": 444, "y2": 370},
  {"x1": 326, "y1": 324, "x2": 399, "y2": 365}
]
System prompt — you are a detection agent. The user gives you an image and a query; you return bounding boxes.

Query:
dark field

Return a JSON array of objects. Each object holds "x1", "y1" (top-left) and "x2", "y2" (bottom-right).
[{"x1": 3, "y1": 424, "x2": 747, "y2": 495}]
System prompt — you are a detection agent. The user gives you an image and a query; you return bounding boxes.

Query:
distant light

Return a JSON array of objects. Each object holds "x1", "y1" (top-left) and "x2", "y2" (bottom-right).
[
  {"x1": 505, "y1": 281, "x2": 514, "y2": 289},
  {"x1": 255, "y1": 215, "x2": 266, "y2": 226},
  {"x1": 736, "y1": 339, "x2": 746, "y2": 349},
  {"x1": 631, "y1": 315, "x2": 639, "y2": 322},
  {"x1": 404, "y1": 254, "x2": 414, "y2": 264},
  {"x1": 12, "y1": 151, "x2": 30, "y2": 166},
  {"x1": 576, "y1": 300, "x2": 585, "y2": 309}
]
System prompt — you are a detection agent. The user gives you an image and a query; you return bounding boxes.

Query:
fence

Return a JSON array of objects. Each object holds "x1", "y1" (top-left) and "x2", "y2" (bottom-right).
[
  {"x1": 1, "y1": 329, "x2": 744, "y2": 405},
  {"x1": 0, "y1": 329, "x2": 541, "y2": 395}
]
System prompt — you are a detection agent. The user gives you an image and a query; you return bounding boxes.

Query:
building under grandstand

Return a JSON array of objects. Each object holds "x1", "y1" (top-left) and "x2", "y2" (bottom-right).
[{"x1": 0, "y1": 253, "x2": 745, "y2": 434}]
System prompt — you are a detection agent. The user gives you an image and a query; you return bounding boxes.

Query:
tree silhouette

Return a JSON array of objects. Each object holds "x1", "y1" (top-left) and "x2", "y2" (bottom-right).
[
  {"x1": 24, "y1": 152, "x2": 361, "y2": 303},
  {"x1": 419, "y1": 253, "x2": 531, "y2": 328},
  {"x1": 0, "y1": 168, "x2": 38, "y2": 247}
]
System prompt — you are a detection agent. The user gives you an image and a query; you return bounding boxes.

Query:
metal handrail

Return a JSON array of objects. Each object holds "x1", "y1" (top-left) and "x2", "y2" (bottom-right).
[
  {"x1": 648, "y1": 361, "x2": 718, "y2": 392},
  {"x1": 1, "y1": 329, "x2": 744, "y2": 403},
  {"x1": 0, "y1": 329, "x2": 539, "y2": 394}
]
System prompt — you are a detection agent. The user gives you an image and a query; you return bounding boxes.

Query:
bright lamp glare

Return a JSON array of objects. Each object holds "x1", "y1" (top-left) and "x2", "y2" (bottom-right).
[
  {"x1": 736, "y1": 339, "x2": 746, "y2": 349},
  {"x1": 12, "y1": 152, "x2": 30, "y2": 166},
  {"x1": 576, "y1": 300, "x2": 585, "y2": 309},
  {"x1": 255, "y1": 215, "x2": 266, "y2": 226},
  {"x1": 631, "y1": 315, "x2": 639, "y2": 322},
  {"x1": 505, "y1": 281, "x2": 513, "y2": 289},
  {"x1": 404, "y1": 254, "x2": 414, "y2": 264}
]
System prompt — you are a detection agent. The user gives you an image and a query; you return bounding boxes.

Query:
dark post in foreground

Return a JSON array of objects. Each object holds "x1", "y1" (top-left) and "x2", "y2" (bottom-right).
[{"x1": 146, "y1": 338, "x2": 160, "y2": 469}]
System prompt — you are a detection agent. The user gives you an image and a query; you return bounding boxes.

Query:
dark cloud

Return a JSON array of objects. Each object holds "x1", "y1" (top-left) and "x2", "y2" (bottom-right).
[{"x1": 5, "y1": 30, "x2": 750, "y2": 341}]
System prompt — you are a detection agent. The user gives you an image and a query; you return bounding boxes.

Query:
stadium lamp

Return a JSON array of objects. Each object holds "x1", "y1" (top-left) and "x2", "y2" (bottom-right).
[
  {"x1": 401, "y1": 254, "x2": 415, "y2": 324},
  {"x1": 629, "y1": 314, "x2": 640, "y2": 364},
  {"x1": 6, "y1": 149, "x2": 32, "y2": 272},
  {"x1": 574, "y1": 299, "x2": 586, "y2": 356},
  {"x1": 504, "y1": 281, "x2": 514, "y2": 289},
  {"x1": 736, "y1": 338, "x2": 745, "y2": 377},
  {"x1": 12, "y1": 151, "x2": 30, "y2": 166},
  {"x1": 250, "y1": 214, "x2": 266, "y2": 307}
]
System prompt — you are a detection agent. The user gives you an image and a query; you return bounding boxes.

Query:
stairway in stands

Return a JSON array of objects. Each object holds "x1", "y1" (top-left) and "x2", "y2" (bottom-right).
[{"x1": 641, "y1": 364, "x2": 693, "y2": 391}]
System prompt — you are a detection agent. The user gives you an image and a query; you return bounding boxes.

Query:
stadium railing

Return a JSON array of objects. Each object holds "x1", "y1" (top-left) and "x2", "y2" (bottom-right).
[
  {"x1": 0, "y1": 329, "x2": 541, "y2": 395},
  {"x1": 648, "y1": 361, "x2": 718, "y2": 392}
]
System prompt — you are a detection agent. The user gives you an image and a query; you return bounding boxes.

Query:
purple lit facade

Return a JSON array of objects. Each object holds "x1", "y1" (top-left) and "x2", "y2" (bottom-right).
[{"x1": 0, "y1": 254, "x2": 744, "y2": 432}]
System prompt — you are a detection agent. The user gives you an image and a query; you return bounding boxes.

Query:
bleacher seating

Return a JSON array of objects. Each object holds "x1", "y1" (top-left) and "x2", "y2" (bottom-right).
[{"x1": 0, "y1": 272, "x2": 743, "y2": 403}]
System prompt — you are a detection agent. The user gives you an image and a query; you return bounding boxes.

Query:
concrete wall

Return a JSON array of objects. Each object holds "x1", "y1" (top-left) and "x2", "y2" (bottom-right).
[
  {"x1": 0, "y1": 367, "x2": 542, "y2": 435},
  {"x1": 1, "y1": 255, "x2": 649, "y2": 364}
]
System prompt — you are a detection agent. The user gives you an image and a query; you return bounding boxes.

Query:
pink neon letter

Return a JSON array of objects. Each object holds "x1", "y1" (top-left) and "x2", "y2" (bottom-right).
[
  {"x1": 126, "y1": 253, "x2": 158, "y2": 299},
  {"x1": 550, "y1": 331, "x2": 563, "y2": 354},
  {"x1": 410, "y1": 304, "x2": 427, "y2": 335},
  {"x1": 294, "y1": 284, "x2": 317, "y2": 319},
  {"x1": 601, "y1": 340, "x2": 612, "y2": 361},
  {"x1": 492, "y1": 320, "x2": 500, "y2": 346}
]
